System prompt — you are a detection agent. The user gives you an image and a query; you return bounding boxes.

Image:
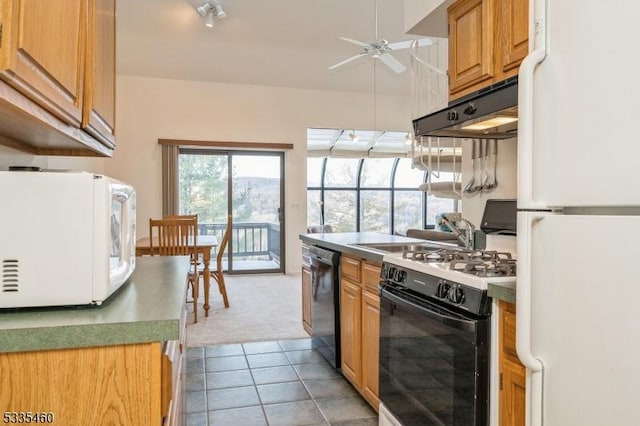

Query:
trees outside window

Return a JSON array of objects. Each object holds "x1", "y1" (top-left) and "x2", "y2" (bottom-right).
[
  {"x1": 178, "y1": 150, "x2": 284, "y2": 273},
  {"x1": 178, "y1": 153, "x2": 228, "y2": 223},
  {"x1": 307, "y1": 157, "x2": 459, "y2": 235}
]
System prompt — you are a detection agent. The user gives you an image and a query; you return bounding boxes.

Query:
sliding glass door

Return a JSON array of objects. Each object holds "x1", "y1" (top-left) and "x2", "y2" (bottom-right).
[{"x1": 178, "y1": 150, "x2": 285, "y2": 273}]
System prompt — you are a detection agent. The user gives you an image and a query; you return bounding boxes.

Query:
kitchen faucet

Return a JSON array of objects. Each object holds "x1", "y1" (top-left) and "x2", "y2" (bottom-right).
[{"x1": 441, "y1": 214, "x2": 476, "y2": 250}]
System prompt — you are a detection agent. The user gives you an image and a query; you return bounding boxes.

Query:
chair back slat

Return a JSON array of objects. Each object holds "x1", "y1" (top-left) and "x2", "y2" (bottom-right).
[
  {"x1": 162, "y1": 214, "x2": 200, "y2": 235},
  {"x1": 149, "y1": 218, "x2": 198, "y2": 257},
  {"x1": 216, "y1": 215, "x2": 232, "y2": 269}
]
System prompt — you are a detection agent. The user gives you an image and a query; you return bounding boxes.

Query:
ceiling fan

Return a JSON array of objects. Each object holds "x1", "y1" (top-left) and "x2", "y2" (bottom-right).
[{"x1": 328, "y1": 37, "x2": 433, "y2": 74}]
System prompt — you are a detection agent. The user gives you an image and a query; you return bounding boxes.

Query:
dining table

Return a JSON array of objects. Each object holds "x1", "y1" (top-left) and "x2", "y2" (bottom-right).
[{"x1": 136, "y1": 235, "x2": 219, "y2": 318}]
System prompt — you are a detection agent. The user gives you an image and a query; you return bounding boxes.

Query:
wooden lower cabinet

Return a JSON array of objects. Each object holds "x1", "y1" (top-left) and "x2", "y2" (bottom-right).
[
  {"x1": 0, "y1": 322, "x2": 186, "y2": 426},
  {"x1": 301, "y1": 265, "x2": 312, "y2": 335},
  {"x1": 340, "y1": 277, "x2": 362, "y2": 387},
  {"x1": 301, "y1": 244, "x2": 312, "y2": 335},
  {"x1": 340, "y1": 255, "x2": 381, "y2": 411},
  {"x1": 499, "y1": 300, "x2": 526, "y2": 426},
  {"x1": 500, "y1": 357, "x2": 526, "y2": 426},
  {"x1": 361, "y1": 290, "x2": 380, "y2": 409}
]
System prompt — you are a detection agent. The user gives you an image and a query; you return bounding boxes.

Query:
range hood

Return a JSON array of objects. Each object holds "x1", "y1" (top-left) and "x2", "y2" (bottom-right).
[{"x1": 413, "y1": 77, "x2": 518, "y2": 140}]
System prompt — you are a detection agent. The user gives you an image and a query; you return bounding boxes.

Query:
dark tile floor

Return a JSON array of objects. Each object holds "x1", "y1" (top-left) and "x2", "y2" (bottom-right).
[{"x1": 184, "y1": 338, "x2": 378, "y2": 426}]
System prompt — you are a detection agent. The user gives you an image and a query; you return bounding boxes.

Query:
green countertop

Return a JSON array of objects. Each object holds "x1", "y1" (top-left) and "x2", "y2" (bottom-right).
[
  {"x1": 488, "y1": 281, "x2": 517, "y2": 304},
  {"x1": 0, "y1": 256, "x2": 191, "y2": 353}
]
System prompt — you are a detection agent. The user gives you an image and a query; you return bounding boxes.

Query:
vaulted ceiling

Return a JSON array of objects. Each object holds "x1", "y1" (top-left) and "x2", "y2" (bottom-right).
[{"x1": 117, "y1": 0, "x2": 431, "y2": 95}]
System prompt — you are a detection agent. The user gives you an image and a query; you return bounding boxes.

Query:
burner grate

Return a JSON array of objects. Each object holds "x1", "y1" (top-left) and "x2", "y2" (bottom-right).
[{"x1": 402, "y1": 248, "x2": 516, "y2": 277}]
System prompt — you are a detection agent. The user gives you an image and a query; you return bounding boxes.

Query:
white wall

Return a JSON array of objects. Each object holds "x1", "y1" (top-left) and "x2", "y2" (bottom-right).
[
  {"x1": 404, "y1": 0, "x2": 454, "y2": 37},
  {"x1": 460, "y1": 137, "x2": 518, "y2": 226},
  {"x1": 106, "y1": 76, "x2": 412, "y2": 274}
]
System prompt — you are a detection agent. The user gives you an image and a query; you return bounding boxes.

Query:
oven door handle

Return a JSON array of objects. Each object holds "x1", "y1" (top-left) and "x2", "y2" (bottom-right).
[{"x1": 380, "y1": 288, "x2": 478, "y2": 333}]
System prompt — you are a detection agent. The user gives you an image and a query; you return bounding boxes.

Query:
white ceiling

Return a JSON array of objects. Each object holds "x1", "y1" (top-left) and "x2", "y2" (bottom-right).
[{"x1": 117, "y1": 0, "x2": 431, "y2": 95}]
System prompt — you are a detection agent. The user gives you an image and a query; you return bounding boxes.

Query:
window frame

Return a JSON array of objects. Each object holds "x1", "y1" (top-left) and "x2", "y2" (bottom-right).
[{"x1": 307, "y1": 157, "x2": 455, "y2": 234}]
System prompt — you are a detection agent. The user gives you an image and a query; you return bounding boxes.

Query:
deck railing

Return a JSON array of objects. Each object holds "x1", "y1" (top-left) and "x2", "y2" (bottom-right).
[{"x1": 198, "y1": 221, "x2": 281, "y2": 262}]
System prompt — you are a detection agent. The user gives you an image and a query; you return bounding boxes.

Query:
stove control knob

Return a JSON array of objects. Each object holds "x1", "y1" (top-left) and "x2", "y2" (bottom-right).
[
  {"x1": 436, "y1": 281, "x2": 450, "y2": 299},
  {"x1": 448, "y1": 285, "x2": 465, "y2": 304},
  {"x1": 382, "y1": 265, "x2": 390, "y2": 279},
  {"x1": 385, "y1": 266, "x2": 395, "y2": 280}
]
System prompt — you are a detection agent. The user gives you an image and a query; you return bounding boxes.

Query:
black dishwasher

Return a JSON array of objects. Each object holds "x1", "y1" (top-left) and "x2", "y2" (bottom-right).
[{"x1": 308, "y1": 245, "x2": 341, "y2": 369}]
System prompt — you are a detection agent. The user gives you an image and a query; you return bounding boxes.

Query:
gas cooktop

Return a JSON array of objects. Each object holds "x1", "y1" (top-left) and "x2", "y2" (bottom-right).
[{"x1": 383, "y1": 247, "x2": 517, "y2": 290}]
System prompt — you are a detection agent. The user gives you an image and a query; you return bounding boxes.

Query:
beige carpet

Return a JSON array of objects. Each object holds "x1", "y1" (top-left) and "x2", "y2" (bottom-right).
[{"x1": 186, "y1": 273, "x2": 310, "y2": 347}]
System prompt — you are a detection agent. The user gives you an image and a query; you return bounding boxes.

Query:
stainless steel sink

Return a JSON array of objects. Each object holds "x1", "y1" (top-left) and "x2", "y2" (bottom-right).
[{"x1": 350, "y1": 241, "x2": 458, "y2": 253}]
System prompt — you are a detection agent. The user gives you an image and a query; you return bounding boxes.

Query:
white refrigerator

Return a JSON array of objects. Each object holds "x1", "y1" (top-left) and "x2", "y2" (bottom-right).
[{"x1": 517, "y1": 1, "x2": 640, "y2": 426}]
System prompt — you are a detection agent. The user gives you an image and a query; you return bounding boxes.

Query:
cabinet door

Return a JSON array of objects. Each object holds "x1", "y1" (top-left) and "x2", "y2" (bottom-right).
[
  {"x1": 301, "y1": 266, "x2": 312, "y2": 335},
  {"x1": 362, "y1": 261, "x2": 381, "y2": 294},
  {"x1": 0, "y1": 0, "x2": 85, "y2": 126},
  {"x1": 500, "y1": 0, "x2": 529, "y2": 75},
  {"x1": 500, "y1": 360, "x2": 526, "y2": 426},
  {"x1": 83, "y1": 0, "x2": 115, "y2": 148},
  {"x1": 340, "y1": 278, "x2": 362, "y2": 387},
  {"x1": 499, "y1": 301, "x2": 526, "y2": 426},
  {"x1": 342, "y1": 255, "x2": 362, "y2": 282},
  {"x1": 448, "y1": 0, "x2": 495, "y2": 98},
  {"x1": 0, "y1": 343, "x2": 164, "y2": 424},
  {"x1": 361, "y1": 290, "x2": 380, "y2": 411}
]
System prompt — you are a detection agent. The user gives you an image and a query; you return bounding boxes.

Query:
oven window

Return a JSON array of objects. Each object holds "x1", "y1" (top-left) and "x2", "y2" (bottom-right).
[{"x1": 379, "y1": 294, "x2": 489, "y2": 425}]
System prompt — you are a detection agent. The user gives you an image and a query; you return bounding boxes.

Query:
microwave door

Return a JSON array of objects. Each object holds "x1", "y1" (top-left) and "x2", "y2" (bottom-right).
[{"x1": 108, "y1": 183, "x2": 136, "y2": 292}]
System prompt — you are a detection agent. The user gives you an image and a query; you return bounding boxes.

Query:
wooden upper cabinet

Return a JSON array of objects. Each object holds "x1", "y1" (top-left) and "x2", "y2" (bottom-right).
[
  {"x1": 500, "y1": 0, "x2": 529, "y2": 75},
  {"x1": 0, "y1": 0, "x2": 116, "y2": 156},
  {"x1": 83, "y1": 0, "x2": 116, "y2": 148},
  {"x1": 448, "y1": 0, "x2": 529, "y2": 100},
  {"x1": 448, "y1": 0, "x2": 495, "y2": 97},
  {"x1": 0, "y1": 0, "x2": 85, "y2": 127}
]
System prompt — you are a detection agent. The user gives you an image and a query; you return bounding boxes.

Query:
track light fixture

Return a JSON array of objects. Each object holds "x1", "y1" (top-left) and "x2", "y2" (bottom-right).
[{"x1": 196, "y1": 0, "x2": 227, "y2": 28}]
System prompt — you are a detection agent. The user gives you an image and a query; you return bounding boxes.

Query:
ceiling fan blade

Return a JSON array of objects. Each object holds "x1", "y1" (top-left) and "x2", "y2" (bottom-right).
[
  {"x1": 339, "y1": 36, "x2": 370, "y2": 47},
  {"x1": 378, "y1": 53, "x2": 406, "y2": 73},
  {"x1": 387, "y1": 38, "x2": 433, "y2": 51},
  {"x1": 328, "y1": 52, "x2": 368, "y2": 70}
]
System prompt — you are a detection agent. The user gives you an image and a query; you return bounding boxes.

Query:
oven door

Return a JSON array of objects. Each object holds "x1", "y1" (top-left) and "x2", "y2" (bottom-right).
[{"x1": 379, "y1": 285, "x2": 490, "y2": 426}]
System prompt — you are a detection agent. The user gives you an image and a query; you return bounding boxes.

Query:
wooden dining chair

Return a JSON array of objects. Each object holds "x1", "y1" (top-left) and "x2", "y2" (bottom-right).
[
  {"x1": 149, "y1": 217, "x2": 201, "y2": 322},
  {"x1": 163, "y1": 214, "x2": 201, "y2": 274},
  {"x1": 195, "y1": 215, "x2": 231, "y2": 309},
  {"x1": 213, "y1": 215, "x2": 232, "y2": 308}
]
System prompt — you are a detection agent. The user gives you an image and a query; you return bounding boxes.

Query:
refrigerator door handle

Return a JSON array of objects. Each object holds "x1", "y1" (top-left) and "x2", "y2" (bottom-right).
[
  {"x1": 517, "y1": 0, "x2": 548, "y2": 210},
  {"x1": 517, "y1": 211, "x2": 548, "y2": 426}
]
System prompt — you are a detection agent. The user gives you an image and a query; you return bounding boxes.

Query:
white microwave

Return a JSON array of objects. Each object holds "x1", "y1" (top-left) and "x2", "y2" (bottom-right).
[{"x1": 0, "y1": 171, "x2": 136, "y2": 308}]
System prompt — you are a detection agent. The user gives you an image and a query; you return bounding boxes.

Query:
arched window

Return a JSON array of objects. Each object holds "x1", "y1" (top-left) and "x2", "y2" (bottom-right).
[{"x1": 307, "y1": 156, "x2": 459, "y2": 235}]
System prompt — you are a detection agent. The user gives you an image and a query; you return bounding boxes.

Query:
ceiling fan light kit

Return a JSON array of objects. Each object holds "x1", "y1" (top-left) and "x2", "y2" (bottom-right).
[{"x1": 196, "y1": 0, "x2": 227, "y2": 27}]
